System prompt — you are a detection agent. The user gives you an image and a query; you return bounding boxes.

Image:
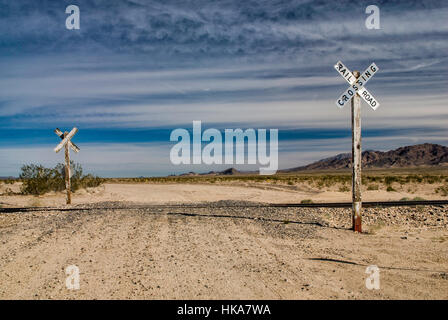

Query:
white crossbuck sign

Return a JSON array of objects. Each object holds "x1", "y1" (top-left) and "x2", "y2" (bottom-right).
[
  {"x1": 54, "y1": 127, "x2": 79, "y2": 153},
  {"x1": 334, "y1": 61, "x2": 379, "y2": 110}
]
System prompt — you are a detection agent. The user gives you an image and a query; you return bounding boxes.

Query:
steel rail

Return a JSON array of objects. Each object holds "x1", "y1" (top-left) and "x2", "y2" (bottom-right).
[{"x1": 0, "y1": 200, "x2": 447, "y2": 213}]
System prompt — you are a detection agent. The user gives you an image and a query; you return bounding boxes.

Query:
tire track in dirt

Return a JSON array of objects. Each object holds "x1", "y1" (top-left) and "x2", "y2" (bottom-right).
[
  {"x1": 63, "y1": 209, "x2": 164, "y2": 299},
  {"x1": 229, "y1": 216, "x2": 318, "y2": 299},
  {"x1": 141, "y1": 211, "x2": 289, "y2": 299}
]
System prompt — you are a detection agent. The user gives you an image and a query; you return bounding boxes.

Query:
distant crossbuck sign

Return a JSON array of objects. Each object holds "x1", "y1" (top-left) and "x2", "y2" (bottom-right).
[
  {"x1": 54, "y1": 127, "x2": 79, "y2": 153},
  {"x1": 54, "y1": 128, "x2": 80, "y2": 153},
  {"x1": 54, "y1": 127, "x2": 79, "y2": 205},
  {"x1": 334, "y1": 61, "x2": 379, "y2": 110}
]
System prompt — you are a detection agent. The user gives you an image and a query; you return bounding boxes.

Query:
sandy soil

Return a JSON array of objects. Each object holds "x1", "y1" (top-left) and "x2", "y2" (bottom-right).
[
  {"x1": 0, "y1": 200, "x2": 447, "y2": 300},
  {"x1": 0, "y1": 182, "x2": 445, "y2": 208},
  {"x1": 0, "y1": 183, "x2": 447, "y2": 299}
]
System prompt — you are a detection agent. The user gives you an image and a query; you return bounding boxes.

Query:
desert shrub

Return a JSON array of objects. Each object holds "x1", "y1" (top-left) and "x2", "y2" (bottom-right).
[
  {"x1": 19, "y1": 164, "x2": 63, "y2": 195},
  {"x1": 365, "y1": 176, "x2": 381, "y2": 183},
  {"x1": 20, "y1": 162, "x2": 103, "y2": 195},
  {"x1": 0, "y1": 179, "x2": 12, "y2": 185},
  {"x1": 384, "y1": 176, "x2": 398, "y2": 186},
  {"x1": 79, "y1": 174, "x2": 104, "y2": 189},
  {"x1": 400, "y1": 197, "x2": 410, "y2": 201},
  {"x1": 367, "y1": 184, "x2": 379, "y2": 191},
  {"x1": 338, "y1": 185, "x2": 350, "y2": 192},
  {"x1": 435, "y1": 186, "x2": 448, "y2": 196},
  {"x1": 386, "y1": 186, "x2": 396, "y2": 192},
  {"x1": 427, "y1": 177, "x2": 437, "y2": 184},
  {"x1": 300, "y1": 199, "x2": 313, "y2": 204}
]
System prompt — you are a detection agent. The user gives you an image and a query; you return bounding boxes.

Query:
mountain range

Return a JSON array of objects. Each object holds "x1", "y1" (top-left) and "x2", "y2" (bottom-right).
[
  {"x1": 283, "y1": 143, "x2": 448, "y2": 172},
  {"x1": 195, "y1": 143, "x2": 448, "y2": 175}
]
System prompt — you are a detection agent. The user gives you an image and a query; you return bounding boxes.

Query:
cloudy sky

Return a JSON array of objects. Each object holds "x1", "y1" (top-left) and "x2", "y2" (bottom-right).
[{"x1": 0, "y1": 0, "x2": 447, "y2": 176}]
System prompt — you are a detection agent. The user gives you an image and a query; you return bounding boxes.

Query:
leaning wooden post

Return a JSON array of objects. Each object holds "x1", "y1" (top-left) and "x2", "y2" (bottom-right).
[
  {"x1": 64, "y1": 131, "x2": 72, "y2": 205},
  {"x1": 351, "y1": 71, "x2": 362, "y2": 232},
  {"x1": 54, "y1": 127, "x2": 79, "y2": 205}
]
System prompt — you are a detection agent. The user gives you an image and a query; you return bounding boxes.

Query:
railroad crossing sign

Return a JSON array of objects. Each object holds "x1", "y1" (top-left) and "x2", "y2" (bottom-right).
[
  {"x1": 334, "y1": 61, "x2": 380, "y2": 233},
  {"x1": 54, "y1": 127, "x2": 79, "y2": 205},
  {"x1": 334, "y1": 61, "x2": 379, "y2": 110},
  {"x1": 54, "y1": 128, "x2": 80, "y2": 153}
]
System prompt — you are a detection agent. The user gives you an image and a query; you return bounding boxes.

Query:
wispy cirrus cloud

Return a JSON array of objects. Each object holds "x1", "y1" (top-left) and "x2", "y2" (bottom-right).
[{"x1": 0, "y1": 0, "x2": 447, "y2": 176}]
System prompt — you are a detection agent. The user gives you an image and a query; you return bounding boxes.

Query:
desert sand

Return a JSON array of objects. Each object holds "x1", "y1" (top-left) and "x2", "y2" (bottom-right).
[
  {"x1": 0, "y1": 182, "x2": 445, "y2": 208},
  {"x1": 0, "y1": 182, "x2": 447, "y2": 299}
]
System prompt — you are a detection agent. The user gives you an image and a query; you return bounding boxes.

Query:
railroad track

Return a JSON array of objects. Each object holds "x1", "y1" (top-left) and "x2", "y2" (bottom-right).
[{"x1": 1, "y1": 200, "x2": 447, "y2": 213}]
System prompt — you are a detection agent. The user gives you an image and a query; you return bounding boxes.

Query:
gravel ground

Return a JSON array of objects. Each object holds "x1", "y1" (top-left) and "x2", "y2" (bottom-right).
[{"x1": 0, "y1": 201, "x2": 447, "y2": 299}]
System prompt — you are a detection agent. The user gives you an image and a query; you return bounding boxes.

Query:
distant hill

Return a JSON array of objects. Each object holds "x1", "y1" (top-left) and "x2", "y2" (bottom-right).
[
  {"x1": 203, "y1": 168, "x2": 241, "y2": 175},
  {"x1": 178, "y1": 168, "x2": 242, "y2": 176},
  {"x1": 282, "y1": 143, "x2": 448, "y2": 172}
]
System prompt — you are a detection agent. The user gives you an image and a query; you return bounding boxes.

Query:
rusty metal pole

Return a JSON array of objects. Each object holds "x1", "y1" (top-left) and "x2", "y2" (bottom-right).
[
  {"x1": 351, "y1": 71, "x2": 362, "y2": 232},
  {"x1": 64, "y1": 131, "x2": 72, "y2": 205}
]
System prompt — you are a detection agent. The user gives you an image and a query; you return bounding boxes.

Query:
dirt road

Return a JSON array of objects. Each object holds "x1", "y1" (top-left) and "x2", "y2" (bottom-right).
[
  {"x1": 0, "y1": 202, "x2": 447, "y2": 299},
  {"x1": 2, "y1": 182, "x2": 446, "y2": 208}
]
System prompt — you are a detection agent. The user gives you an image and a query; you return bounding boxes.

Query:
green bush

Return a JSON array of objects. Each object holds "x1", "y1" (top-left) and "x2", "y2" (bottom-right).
[
  {"x1": 386, "y1": 186, "x2": 396, "y2": 192},
  {"x1": 20, "y1": 162, "x2": 103, "y2": 195},
  {"x1": 384, "y1": 176, "x2": 398, "y2": 186}
]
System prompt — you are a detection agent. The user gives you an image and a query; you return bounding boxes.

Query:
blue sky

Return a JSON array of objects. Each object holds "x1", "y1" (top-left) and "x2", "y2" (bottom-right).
[{"x1": 1, "y1": 0, "x2": 447, "y2": 177}]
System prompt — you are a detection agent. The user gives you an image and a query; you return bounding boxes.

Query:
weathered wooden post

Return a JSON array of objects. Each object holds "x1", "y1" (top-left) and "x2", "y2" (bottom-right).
[
  {"x1": 54, "y1": 127, "x2": 79, "y2": 205},
  {"x1": 64, "y1": 131, "x2": 72, "y2": 204},
  {"x1": 351, "y1": 71, "x2": 362, "y2": 232},
  {"x1": 334, "y1": 61, "x2": 380, "y2": 232}
]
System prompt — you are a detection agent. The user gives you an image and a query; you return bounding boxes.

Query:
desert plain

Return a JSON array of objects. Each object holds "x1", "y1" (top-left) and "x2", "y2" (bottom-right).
[{"x1": 0, "y1": 172, "x2": 447, "y2": 299}]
